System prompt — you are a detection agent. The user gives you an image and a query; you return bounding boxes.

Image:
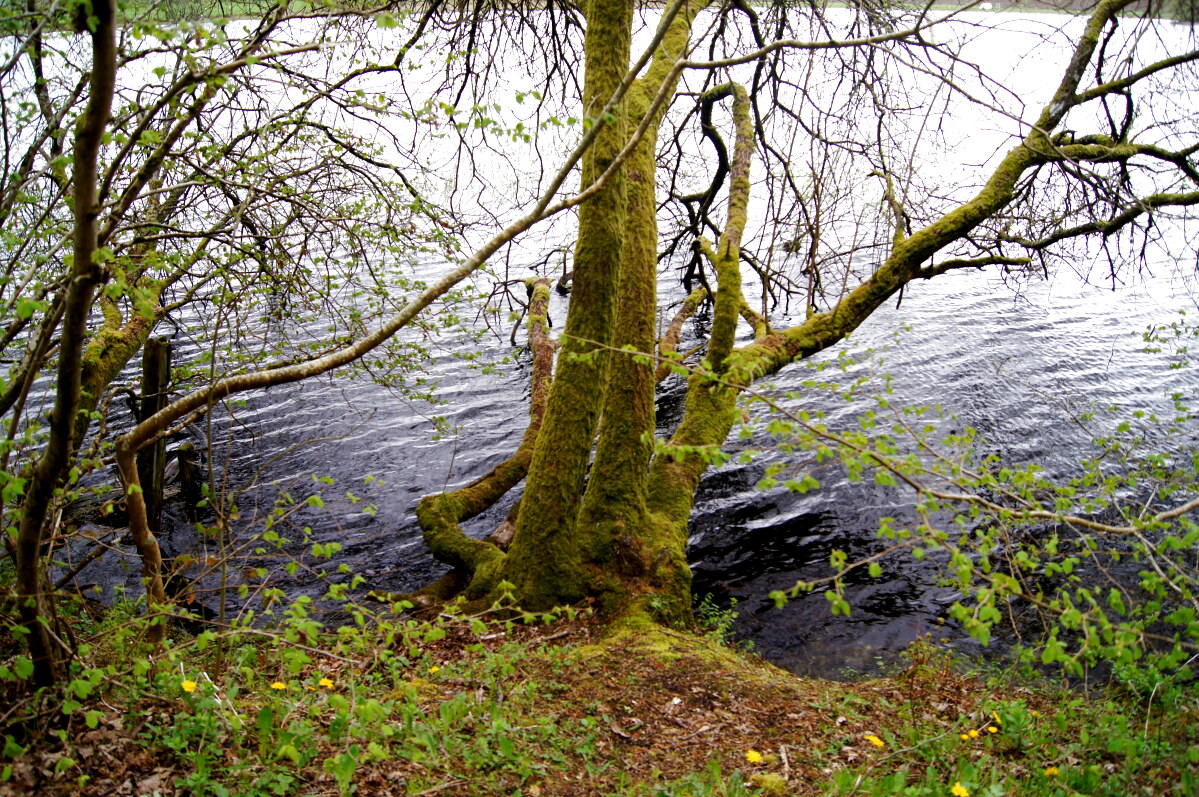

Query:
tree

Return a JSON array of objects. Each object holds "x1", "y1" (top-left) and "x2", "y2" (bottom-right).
[
  {"x1": 414, "y1": 0, "x2": 1199, "y2": 638},
  {"x1": 410, "y1": 0, "x2": 1199, "y2": 667},
  {"x1": 5, "y1": 0, "x2": 1199, "y2": 687},
  {"x1": 1, "y1": 0, "x2": 479, "y2": 684}
]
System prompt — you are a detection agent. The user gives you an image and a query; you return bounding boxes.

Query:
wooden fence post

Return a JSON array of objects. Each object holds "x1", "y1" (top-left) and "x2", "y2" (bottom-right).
[{"x1": 136, "y1": 337, "x2": 171, "y2": 533}]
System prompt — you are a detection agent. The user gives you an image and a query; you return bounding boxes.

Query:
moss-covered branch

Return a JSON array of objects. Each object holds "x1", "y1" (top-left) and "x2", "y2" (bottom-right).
[
  {"x1": 643, "y1": 81, "x2": 752, "y2": 594},
  {"x1": 656, "y1": 287, "x2": 705, "y2": 382},
  {"x1": 701, "y1": 82, "x2": 752, "y2": 374},
  {"x1": 416, "y1": 278, "x2": 554, "y2": 597},
  {"x1": 1001, "y1": 190, "x2": 1199, "y2": 251},
  {"x1": 1034, "y1": 0, "x2": 1136, "y2": 132}
]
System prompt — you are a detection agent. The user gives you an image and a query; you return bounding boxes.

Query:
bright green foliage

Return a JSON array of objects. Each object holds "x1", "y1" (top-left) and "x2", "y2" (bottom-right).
[{"x1": 755, "y1": 323, "x2": 1199, "y2": 677}]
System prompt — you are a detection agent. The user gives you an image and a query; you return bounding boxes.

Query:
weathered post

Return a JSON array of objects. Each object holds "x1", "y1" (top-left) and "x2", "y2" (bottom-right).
[{"x1": 137, "y1": 337, "x2": 171, "y2": 533}]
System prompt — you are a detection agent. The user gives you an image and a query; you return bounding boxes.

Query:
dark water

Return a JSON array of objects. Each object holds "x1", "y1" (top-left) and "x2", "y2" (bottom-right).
[
  {"x1": 686, "y1": 271, "x2": 1197, "y2": 677},
  {"x1": 60, "y1": 265, "x2": 1196, "y2": 678}
]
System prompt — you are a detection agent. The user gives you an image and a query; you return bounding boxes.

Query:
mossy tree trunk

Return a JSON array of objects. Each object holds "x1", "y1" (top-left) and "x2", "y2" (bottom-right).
[
  {"x1": 500, "y1": 0, "x2": 635, "y2": 609},
  {"x1": 424, "y1": 0, "x2": 1174, "y2": 626}
]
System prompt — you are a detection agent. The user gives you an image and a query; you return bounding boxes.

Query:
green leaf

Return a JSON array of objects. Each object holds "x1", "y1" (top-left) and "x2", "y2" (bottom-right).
[
  {"x1": 276, "y1": 743, "x2": 301, "y2": 763},
  {"x1": 1107, "y1": 589, "x2": 1126, "y2": 615},
  {"x1": 256, "y1": 705, "x2": 275, "y2": 737},
  {"x1": 15, "y1": 297, "x2": 46, "y2": 321}
]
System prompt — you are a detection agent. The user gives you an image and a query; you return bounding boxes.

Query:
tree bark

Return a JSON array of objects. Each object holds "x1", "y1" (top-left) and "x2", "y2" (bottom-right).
[
  {"x1": 573, "y1": 0, "x2": 703, "y2": 619},
  {"x1": 16, "y1": 0, "x2": 116, "y2": 687},
  {"x1": 501, "y1": 0, "x2": 634, "y2": 610}
]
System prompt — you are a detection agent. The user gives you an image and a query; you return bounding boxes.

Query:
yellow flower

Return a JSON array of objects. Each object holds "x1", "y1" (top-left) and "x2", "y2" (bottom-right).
[
  {"x1": 745, "y1": 749, "x2": 763, "y2": 763},
  {"x1": 270, "y1": 681, "x2": 287, "y2": 690},
  {"x1": 1044, "y1": 766, "x2": 1060, "y2": 777},
  {"x1": 987, "y1": 726, "x2": 998, "y2": 734},
  {"x1": 181, "y1": 680, "x2": 197, "y2": 693},
  {"x1": 959, "y1": 733, "x2": 970, "y2": 741},
  {"x1": 428, "y1": 665, "x2": 440, "y2": 675},
  {"x1": 318, "y1": 677, "x2": 334, "y2": 688},
  {"x1": 1031, "y1": 710, "x2": 1040, "y2": 717},
  {"x1": 951, "y1": 783, "x2": 970, "y2": 797},
  {"x1": 968, "y1": 729, "x2": 980, "y2": 739},
  {"x1": 864, "y1": 733, "x2": 885, "y2": 748},
  {"x1": 991, "y1": 711, "x2": 1002, "y2": 725}
]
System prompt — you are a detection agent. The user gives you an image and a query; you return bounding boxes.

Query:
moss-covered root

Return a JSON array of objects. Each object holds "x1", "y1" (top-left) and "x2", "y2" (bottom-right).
[
  {"x1": 600, "y1": 610, "x2": 749, "y2": 670},
  {"x1": 416, "y1": 279, "x2": 554, "y2": 598}
]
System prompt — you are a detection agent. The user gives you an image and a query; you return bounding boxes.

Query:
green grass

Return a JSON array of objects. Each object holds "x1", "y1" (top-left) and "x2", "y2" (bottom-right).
[
  {"x1": 817, "y1": 640, "x2": 1199, "y2": 797},
  {"x1": 1, "y1": 594, "x2": 1197, "y2": 796}
]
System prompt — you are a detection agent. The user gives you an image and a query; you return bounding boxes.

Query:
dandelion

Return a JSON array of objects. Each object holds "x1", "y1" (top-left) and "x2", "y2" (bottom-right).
[
  {"x1": 319, "y1": 677, "x2": 334, "y2": 688},
  {"x1": 864, "y1": 733, "x2": 885, "y2": 748},
  {"x1": 991, "y1": 711, "x2": 1002, "y2": 725},
  {"x1": 270, "y1": 681, "x2": 287, "y2": 691},
  {"x1": 959, "y1": 733, "x2": 970, "y2": 741},
  {"x1": 745, "y1": 750, "x2": 763, "y2": 763},
  {"x1": 951, "y1": 782, "x2": 970, "y2": 797},
  {"x1": 1031, "y1": 710, "x2": 1040, "y2": 717},
  {"x1": 428, "y1": 665, "x2": 440, "y2": 675},
  {"x1": 968, "y1": 729, "x2": 980, "y2": 739},
  {"x1": 181, "y1": 680, "x2": 197, "y2": 693},
  {"x1": 1044, "y1": 766, "x2": 1060, "y2": 777},
  {"x1": 987, "y1": 726, "x2": 998, "y2": 734}
]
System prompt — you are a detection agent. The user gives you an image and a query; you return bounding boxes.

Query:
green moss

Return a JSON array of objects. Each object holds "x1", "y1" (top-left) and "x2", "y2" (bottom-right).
[
  {"x1": 600, "y1": 611, "x2": 747, "y2": 670},
  {"x1": 503, "y1": 0, "x2": 634, "y2": 611}
]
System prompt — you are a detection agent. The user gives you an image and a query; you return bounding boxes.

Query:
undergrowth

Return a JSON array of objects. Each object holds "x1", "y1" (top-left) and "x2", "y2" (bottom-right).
[{"x1": 1, "y1": 590, "x2": 1197, "y2": 796}]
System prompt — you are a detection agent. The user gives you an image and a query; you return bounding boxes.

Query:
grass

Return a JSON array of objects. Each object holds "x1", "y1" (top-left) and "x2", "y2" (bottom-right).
[{"x1": 1, "y1": 598, "x2": 1197, "y2": 796}]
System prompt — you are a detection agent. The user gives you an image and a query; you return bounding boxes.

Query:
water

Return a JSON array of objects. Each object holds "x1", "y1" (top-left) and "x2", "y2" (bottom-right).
[
  {"x1": 688, "y1": 270, "x2": 1198, "y2": 676},
  {"x1": 56, "y1": 259, "x2": 1197, "y2": 678}
]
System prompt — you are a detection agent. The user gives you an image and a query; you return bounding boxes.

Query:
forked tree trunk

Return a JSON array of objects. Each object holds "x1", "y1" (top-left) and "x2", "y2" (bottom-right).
[
  {"x1": 500, "y1": 0, "x2": 724, "y2": 619},
  {"x1": 485, "y1": 0, "x2": 1083, "y2": 621}
]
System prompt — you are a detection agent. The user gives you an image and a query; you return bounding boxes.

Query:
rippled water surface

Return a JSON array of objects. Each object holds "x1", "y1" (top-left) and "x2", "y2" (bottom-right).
[
  {"x1": 62, "y1": 261, "x2": 1198, "y2": 678},
  {"x1": 688, "y1": 271, "x2": 1197, "y2": 676}
]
